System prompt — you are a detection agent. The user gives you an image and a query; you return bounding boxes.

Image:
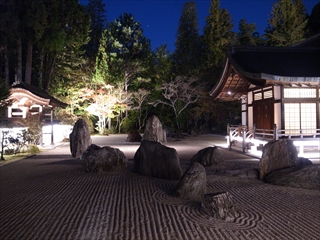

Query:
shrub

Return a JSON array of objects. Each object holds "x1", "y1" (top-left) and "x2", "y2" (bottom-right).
[{"x1": 28, "y1": 145, "x2": 40, "y2": 154}]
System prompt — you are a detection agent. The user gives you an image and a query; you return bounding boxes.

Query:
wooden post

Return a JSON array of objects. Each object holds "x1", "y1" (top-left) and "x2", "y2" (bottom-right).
[
  {"x1": 50, "y1": 108, "x2": 54, "y2": 145},
  {"x1": 227, "y1": 124, "x2": 231, "y2": 150},
  {"x1": 273, "y1": 124, "x2": 278, "y2": 140},
  {"x1": 242, "y1": 127, "x2": 245, "y2": 153}
]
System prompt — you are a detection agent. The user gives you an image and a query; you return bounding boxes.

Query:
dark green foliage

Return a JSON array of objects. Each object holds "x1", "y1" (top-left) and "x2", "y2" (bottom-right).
[
  {"x1": 265, "y1": 0, "x2": 307, "y2": 46},
  {"x1": 305, "y1": 3, "x2": 320, "y2": 37},
  {"x1": 237, "y1": 19, "x2": 264, "y2": 46},
  {"x1": 0, "y1": 79, "x2": 11, "y2": 119},
  {"x1": 85, "y1": 0, "x2": 107, "y2": 61},
  {"x1": 173, "y1": 0, "x2": 202, "y2": 76},
  {"x1": 203, "y1": 0, "x2": 235, "y2": 68},
  {"x1": 95, "y1": 13, "x2": 151, "y2": 89}
]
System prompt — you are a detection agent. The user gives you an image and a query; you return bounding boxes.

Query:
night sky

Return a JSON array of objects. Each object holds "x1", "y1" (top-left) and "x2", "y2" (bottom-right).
[{"x1": 79, "y1": 0, "x2": 319, "y2": 51}]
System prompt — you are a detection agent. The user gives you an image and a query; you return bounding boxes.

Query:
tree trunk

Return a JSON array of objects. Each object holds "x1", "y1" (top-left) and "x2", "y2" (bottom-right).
[
  {"x1": 25, "y1": 39, "x2": 33, "y2": 84},
  {"x1": 16, "y1": 38, "x2": 22, "y2": 83},
  {"x1": 43, "y1": 54, "x2": 55, "y2": 91},
  {"x1": 39, "y1": 47, "x2": 44, "y2": 88},
  {"x1": 4, "y1": 45, "x2": 10, "y2": 87}
]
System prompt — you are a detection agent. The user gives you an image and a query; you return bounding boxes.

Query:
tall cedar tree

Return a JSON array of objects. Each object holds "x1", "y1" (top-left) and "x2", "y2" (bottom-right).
[
  {"x1": 237, "y1": 19, "x2": 264, "y2": 46},
  {"x1": 305, "y1": 3, "x2": 320, "y2": 37},
  {"x1": 0, "y1": 0, "x2": 90, "y2": 92},
  {"x1": 39, "y1": 0, "x2": 90, "y2": 91},
  {"x1": 0, "y1": 1, "x2": 19, "y2": 86},
  {"x1": 173, "y1": 0, "x2": 202, "y2": 76},
  {"x1": 202, "y1": 0, "x2": 234, "y2": 76},
  {"x1": 49, "y1": 4, "x2": 91, "y2": 98},
  {"x1": 265, "y1": 0, "x2": 307, "y2": 46},
  {"x1": 85, "y1": 0, "x2": 107, "y2": 61},
  {"x1": 94, "y1": 13, "x2": 151, "y2": 91}
]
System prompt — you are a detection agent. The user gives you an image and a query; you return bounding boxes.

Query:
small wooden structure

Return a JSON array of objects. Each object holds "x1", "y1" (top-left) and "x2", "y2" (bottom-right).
[
  {"x1": 210, "y1": 35, "x2": 320, "y2": 156},
  {"x1": 6, "y1": 82, "x2": 67, "y2": 144}
]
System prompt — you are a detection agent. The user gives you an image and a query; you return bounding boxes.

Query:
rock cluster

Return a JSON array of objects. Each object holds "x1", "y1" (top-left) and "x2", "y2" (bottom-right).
[
  {"x1": 82, "y1": 144, "x2": 127, "y2": 172},
  {"x1": 126, "y1": 130, "x2": 142, "y2": 142},
  {"x1": 142, "y1": 115, "x2": 166, "y2": 143},
  {"x1": 172, "y1": 162, "x2": 206, "y2": 201},
  {"x1": 69, "y1": 119, "x2": 91, "y2": 158},
  {"x1": 190, "y1": 146, "x2": 225, "y2": 167},
  {"x1": 133, "y1": 140, "x2": 182, "y2": 180},
  {"x1": 259, "y1": 139, "x2": 299, "y2": 180},
  {"x1": 201, "y1": 192, "x2": 239, "y2": 220}
]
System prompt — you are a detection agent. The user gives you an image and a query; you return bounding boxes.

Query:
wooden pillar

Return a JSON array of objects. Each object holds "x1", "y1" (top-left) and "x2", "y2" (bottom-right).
[
  {"x1": 227, "y1": 124, "x2": 231, "y2": 150},
  {"x1": 273, "y1": 124, "x2": 278, "y2": 140},
  {"x1": 242, "y1": 127, "x2": 245, "y2": 153},
  {"x1": 50, "y1": 108, "x2": 54, "y2": 145}
]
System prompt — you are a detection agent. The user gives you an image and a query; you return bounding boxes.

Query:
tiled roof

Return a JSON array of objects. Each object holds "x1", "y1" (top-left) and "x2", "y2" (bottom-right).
[
  {"x1": 11, "y1": 82, "x2": 67, "y2": 108},
  {"x1": 210, "y1": 34, "x2": 320, "y2": 101}
]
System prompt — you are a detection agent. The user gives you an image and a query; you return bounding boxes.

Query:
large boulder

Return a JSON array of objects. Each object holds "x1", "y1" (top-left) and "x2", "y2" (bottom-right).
[
  {"x1": 142, "y1": 115, "x2": 166, "y2": 143},
  {"x1": 172, "y1": 162, "x2": 206, "y2": 201},
  {"x1": 190, "y1": 146, "x2": 225, "y2": 167},
  {"x1": 81, "y1": 144, "x2": 127, "y2": 172},
  {"x1": 70, "y1": 119, "x2": 92, "y2": 158},
  {"x1": 265, "y1": 164, "x2": 320, "y2": 190},
  {"x1": 201, "y1": 192, "x2": 239, "y2": 220},
  {"x1": 133, "y1": 140, "x2": 182, "y2": 180},
  {"x1": 259, "y1": 139, "x2": 299, "y2": 180},
  {"x1": 126, "y1": 129, "x2": 142, "y2": 142}
]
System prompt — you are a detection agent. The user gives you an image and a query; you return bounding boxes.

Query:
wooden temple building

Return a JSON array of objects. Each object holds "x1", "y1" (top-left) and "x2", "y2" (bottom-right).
[
  {"x1": 210, "y1": 34, "x2": 320, "y2": 156},
  {"x1": 5, "y1": 82, "x2": 67, "y2": 144}
]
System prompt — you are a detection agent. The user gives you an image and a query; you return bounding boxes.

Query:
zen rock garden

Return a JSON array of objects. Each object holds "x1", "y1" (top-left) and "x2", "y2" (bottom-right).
[{"x1": 69, "y1": 116, "x2": 320, "y2": 220}]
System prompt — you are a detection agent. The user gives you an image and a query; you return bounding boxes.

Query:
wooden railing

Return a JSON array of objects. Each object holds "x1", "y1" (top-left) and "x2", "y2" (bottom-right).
[{"x1": 227, "y1": 124, "x2": 320, "y2": 153}]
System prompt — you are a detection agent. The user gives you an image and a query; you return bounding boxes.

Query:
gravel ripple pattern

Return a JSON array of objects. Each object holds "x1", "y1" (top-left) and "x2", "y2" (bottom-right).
[{"x1": 1, "y1": 137, "x2": 319, "y2": 240}]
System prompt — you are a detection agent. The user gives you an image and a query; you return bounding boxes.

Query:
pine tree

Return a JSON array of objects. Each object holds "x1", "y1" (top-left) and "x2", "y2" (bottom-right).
[
  {"x1": 265, "y1": 0, "x2": 307, "y2": 46},
  {"x1": 237, "y1": 19, "x2": 264, "y2": 46},
  {"x1": 202, "y1": 0, "x2": 234, "y2": 71},
  {"x1": 173, "y1": 0, "x2": 202, "y2": 76}
]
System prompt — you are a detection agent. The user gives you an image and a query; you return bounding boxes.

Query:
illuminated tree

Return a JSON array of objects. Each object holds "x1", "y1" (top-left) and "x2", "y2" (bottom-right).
[
  {"x1": 96, "y1": 13, "x2": 151, "y2": 91},
  {"x1": 131, "y1": 89, "x2": 151, "y2": 130},
  {"x1": 82, "y1": 84, "x2": 125, "y2": 134},
  {"x1": 152, "y1": 76, "x2": 199, "y2": 129}
]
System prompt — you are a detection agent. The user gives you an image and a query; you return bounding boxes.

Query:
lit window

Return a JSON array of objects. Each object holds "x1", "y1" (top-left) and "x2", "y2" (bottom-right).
[
  {"x1": 254, "y1": 92, "x2": 262, "y2": 100},
  {"x1": 264, "y1": 90, "x2": 273, "y2": 99},
  {"x1": 284, "y1": 103, "x2": 316, "y2": 135},
  {"x1": 284, "y1": 88, "x2": 316, "y2": 98},
  {"x1": 301, "y1": 103, "x2": 317, "y2": 134}
]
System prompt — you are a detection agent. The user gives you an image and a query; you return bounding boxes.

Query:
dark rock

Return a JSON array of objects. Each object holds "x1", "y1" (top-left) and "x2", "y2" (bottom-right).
[
  {"x1": 190, "y1": 146, "x2": 225, "y2": 167},
  {"x1": 259, "y1": 139, "x2": 299, "y2": 180},
  {"x1": 172, "y1": 162, "x2": 206, "y2": 201},
  {"x1": 126, "y1": 130, "x2": 142, "y2": 142},
  {"x1": 69, "y1": 119, "x2": 92, "y2": 158},
  {"x1": 133, "y1": 140, "x2": 182, "y2": 180},
  {"x1": 299, "y1": 157, "x2": 313, "y2": 167},
  {"x1": 265, "y1": 164, "x2": 320, "y2": 190},
  {"x1": 82, "y1": 144, "x2": 127, "y2": 172},
  {"x1": 142, "y1": 115, "x2": 166, "y2": 143},
  {"x1": 201, "y1": 192, "x2": 239, "y2": 220}
]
